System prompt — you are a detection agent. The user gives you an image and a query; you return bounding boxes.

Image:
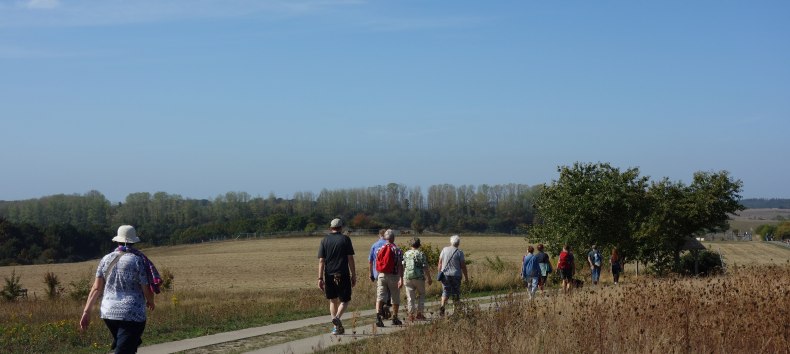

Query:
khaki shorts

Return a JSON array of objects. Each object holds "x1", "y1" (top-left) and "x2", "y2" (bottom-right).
[{"x1": 376, "y1": 273, "x2": 401, "y2": 304}]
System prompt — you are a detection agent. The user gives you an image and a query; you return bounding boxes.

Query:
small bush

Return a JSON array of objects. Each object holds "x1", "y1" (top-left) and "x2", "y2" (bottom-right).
[
  {"x1": 483, "y1": 255, "x2": 508, "y2": 274},
  {"x1": 68, "y1": 275, "x2": 92, "y2": 301},
  {"x1": 43, "y1": 272, "x2": 63, "y2": 299},
  {"x1": 160, "y1": 268, "x2": 175, "y2": 291},
  {"x1": 2, "y1": 270, "x2": 24, "y2": 301},
  {"x1": 680, "y1": 250, "x2": 724, "y2": 276}
]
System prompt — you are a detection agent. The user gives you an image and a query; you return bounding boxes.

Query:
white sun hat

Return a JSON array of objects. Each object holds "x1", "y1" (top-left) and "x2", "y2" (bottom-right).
[{"x1": 112, "y1": 225, "x2": 141, "y2": 243}]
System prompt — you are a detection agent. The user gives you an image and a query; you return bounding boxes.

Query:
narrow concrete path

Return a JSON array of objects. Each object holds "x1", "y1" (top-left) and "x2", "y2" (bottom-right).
[{"x1": 137, "y1": 293, "x2": 520, "y2": 354}]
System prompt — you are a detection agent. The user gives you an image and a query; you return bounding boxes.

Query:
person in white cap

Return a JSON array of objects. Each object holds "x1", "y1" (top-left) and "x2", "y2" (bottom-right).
[
  {"x1": 317, "y1": 218, "x2": 356, "y2": 335},
  {"x1": 79, "y1": 225, "x2": 157, "y2": 354}
]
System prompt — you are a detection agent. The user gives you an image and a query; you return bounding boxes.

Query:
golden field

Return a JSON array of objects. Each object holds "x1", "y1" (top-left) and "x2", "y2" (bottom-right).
[
  {"x1": 3, "y1": 235, "x2": 790, "y2": 297},
  {"x1": 0, "y1": 234, "x2": 530, "y2": 297}
]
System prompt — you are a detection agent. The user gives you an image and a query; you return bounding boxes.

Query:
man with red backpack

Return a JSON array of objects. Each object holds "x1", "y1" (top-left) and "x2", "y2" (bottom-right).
[
  {"x1": 556, "y1": 244, "x2": 576, "y2": 293},
  {"x1": 375, "y1": 229, "x2": 404, "y2": 327}
]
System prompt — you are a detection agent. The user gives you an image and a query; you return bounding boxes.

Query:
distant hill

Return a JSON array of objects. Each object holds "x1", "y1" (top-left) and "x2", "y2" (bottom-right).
[{"x1": 741, "y1": 198, "x2": 790, "y2": 209}]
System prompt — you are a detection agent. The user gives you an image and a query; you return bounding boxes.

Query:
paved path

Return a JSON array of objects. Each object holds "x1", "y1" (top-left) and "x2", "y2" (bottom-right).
[{"x1": 137, "y1": 294, "x2": 515, "y2": 354}]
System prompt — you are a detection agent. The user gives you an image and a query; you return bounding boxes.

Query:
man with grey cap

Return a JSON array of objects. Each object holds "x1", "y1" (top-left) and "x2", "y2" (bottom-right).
[
  {"x1": 79, "y1": 225, "x2": 157, "y2": 354},
  {"x1": 317, "y1": 218, "x2": 356, "y2": 335}
]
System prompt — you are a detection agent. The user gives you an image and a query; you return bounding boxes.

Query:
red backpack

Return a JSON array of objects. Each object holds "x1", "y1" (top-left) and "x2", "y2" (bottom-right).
[
  {"x1": 376, "y1": 244, "x2": 398, "y2": 274},
  {"x1": 558, "y1": 251, "x2": 569, "y2": 269}
]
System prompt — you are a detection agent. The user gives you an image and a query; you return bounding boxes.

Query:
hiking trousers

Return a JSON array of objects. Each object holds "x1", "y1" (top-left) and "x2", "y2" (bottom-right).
[{"x1": 404, "y1": 278, "x2": 426, "y2": 314}]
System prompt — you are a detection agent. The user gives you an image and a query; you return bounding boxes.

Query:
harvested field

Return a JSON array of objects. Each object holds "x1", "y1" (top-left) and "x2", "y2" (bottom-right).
[
  {"x1": 4, "y1": 235, "x2": 790, "y2": 297},
  {"x1": 0, "y1": 234, "x2": 529, "y2": 297},
  {"x1": 703, "y1": 241, "x2": 790, "y2": 265}
]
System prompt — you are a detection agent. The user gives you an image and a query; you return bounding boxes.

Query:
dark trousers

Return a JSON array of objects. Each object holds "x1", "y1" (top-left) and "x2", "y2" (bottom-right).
[{"x1": 103, "y1": 319, "x2": 146, "y2": 354}]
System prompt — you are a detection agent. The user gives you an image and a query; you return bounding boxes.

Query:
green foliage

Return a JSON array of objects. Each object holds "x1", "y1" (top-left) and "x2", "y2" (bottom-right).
[
  {"x1": 755, "y1": 224, "x2": 777, "y2": 240},
  {"x1": 2, "y1": 270, "x2": 24, "y2": 301},
  {"x1": 679, "y1": 250, "x2": 724, "y2": 276},
  {"x1": 777, "y1": 221, "x2": 790, "y2": 240},
  {"x1": 160, "y1": 268, "x2": 175, "y2": 291},
  {"x1": 43, "y1": 272, "x2": 62, "y2": 299},
  {"x1": 67, "y1": 275, "x2": 91, "y2": 301},
  {"x1": 531, "y1": 162, "x2": 649, "y2": 257},
  {"x1": 483, "y1": 255, "x2": 508, "y2": 274},
  {"x1": 531, "y1": 162, "x2": 743, "y2": 276}
]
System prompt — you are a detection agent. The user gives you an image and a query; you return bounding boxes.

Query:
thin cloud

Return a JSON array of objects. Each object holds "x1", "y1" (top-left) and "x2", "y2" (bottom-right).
[
  {"x1": 359, "y1": 15, "x2": 489, "y2": 32},
  {"x1": 0, "y1": 0, "x2": 364, "y2": 27},
  {"x1": 20, "y1": 0, "x2": 61, "y2": 10}
]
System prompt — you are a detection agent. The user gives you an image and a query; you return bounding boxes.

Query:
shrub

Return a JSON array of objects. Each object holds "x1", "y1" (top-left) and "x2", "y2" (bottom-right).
[
  {"x1": 679, "y1": 250, "x2": 724, "y2": 276},
  {"x1": 160, "y1": 267, "x2": 175, "y2": 291},
  {"x1": 1, "y1": 269, "x2": 24, "y2": 301},
  {"x1": 43, "y1": 271, "x2": 63, "y2": 299},
  {"x1": 483, "y1": 255, "x2": 508, "y2": 274},
  {"x1": 68, "y1": 274, "x2": 92, "y2": 301}
]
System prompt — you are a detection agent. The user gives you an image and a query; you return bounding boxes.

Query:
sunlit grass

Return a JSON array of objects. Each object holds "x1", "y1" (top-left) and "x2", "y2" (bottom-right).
[{"x1": 324, "y1": 264, "x2": 790, "y2": 353}]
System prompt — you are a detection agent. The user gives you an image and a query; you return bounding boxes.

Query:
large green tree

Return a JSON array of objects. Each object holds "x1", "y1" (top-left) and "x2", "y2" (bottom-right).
[
  {"x1": 637, "y1": 171, "x2": 743, "y2": 273},
  {"x1": 532, "y1": 163, "x2": 744, "y2": 275},
  {"x1": 530, "y1": 162, "x2": 649, "y2": 257}
]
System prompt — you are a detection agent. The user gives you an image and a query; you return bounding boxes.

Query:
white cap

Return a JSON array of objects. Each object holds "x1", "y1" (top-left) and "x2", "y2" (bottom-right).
[{"x1": 330, "y1": 218, "x2": 343, "y2": 228}]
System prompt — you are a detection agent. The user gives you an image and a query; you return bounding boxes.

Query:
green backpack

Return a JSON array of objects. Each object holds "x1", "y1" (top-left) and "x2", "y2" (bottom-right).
[{"x1": 404, "y1": 250, "x2": 426, "y2": 280}]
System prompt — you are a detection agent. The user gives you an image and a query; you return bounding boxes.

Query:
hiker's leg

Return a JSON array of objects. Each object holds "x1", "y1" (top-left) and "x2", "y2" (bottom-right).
[
  {"x1": 416, "y1": 279, "x2": 426, "y2": 315},
  {"x1": 375, "y1": 274, "x2": 386, "y2": 314},
  {"x1": 329, "y1": 298, "x2": 340, "y2": 319},
  {"x1": 405, "y1": 279, "x2": 417, "y2": 316},
  {"x1": 335, "y1": 301, "x2": 348, "y2": 319},
  {"x1": 388, "y1": 275, "x2": 401, "y2": 319},
  {"x1": 392, "y1": 303, "x2": 399, "y2": 319}
]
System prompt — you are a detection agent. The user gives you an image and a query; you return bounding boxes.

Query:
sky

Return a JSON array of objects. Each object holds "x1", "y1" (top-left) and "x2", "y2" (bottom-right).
[{"x1": 1, "y1": 0, "x2": 788, "y2": 202}]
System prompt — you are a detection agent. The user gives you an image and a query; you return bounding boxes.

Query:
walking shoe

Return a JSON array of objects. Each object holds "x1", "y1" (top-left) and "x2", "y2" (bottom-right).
[
  {"x1": 375, "y1": 314, "x2": 385, "y2": 327},
  {"x1": 391, "y1": 317, "x2": 402, "y2": 326},
  {"x1": 439, "y1": 306, "x2": 445, "y2": 317}
]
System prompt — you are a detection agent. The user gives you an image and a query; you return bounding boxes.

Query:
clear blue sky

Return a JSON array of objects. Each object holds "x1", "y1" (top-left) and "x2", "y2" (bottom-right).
[{"x1": 1, "y1": 0, "x2": 788, "y2": 202}]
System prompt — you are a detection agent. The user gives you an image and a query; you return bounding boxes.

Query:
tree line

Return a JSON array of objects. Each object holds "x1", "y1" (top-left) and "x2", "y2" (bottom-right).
[
  {"x1": 740, "y1": 198, "x2": 790, "y2": 209},
  {"x1": 0, "y1": 183, "x2": 539, "y2": 265}
]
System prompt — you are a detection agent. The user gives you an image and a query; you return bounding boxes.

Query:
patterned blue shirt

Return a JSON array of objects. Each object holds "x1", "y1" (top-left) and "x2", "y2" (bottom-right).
[{"x1": 96, "y1": 251, "x2": 149, "y2": 322}]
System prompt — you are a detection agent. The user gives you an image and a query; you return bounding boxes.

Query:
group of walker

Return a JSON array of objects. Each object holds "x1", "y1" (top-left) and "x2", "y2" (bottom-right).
[
  {"x1": 317, "y1": 218, "x2": 469, "y2": 335},
  {"x1": 521, "y1": 243, "x2": 623, "y2": 296},
  {"x1": 85, "y1": 220, "x2": 633, "y2": 352}
]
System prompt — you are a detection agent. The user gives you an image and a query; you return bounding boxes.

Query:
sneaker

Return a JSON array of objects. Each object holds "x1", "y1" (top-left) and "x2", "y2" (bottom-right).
[
  {"x1": 439, "y1": 306, "x2": 445, "y2": 317},
  {"x1": 391, "y1": 317, "x2": 402, "y2": 326},
  {"x1": 375, "y1": 314, "x2": 385, "y2": 327}
]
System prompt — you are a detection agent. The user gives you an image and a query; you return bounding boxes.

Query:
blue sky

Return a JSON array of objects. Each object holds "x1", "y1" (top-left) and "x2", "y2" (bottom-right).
[{"x1": 1, "y1": 0, "x2": 788, "y2": 202}]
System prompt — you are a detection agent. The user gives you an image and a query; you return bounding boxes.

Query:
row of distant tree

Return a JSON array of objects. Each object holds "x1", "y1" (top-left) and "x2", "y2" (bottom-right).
[
  {"x1": 0, "y1": 183, "x2": 538, "y2": 265},
  {"x1": 1, "y1": 166, "x2": 785, "y2": 268},
  {"x1": 740, "y1": 198, "x2": 790, "y2": 209}
]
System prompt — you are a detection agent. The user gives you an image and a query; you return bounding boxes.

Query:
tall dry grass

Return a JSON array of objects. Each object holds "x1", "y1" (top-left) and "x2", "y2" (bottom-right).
[
  {"x1": 0, "y1": 259, "x2": 522, "y2": 353},
  {"x1": 328, "y1": 264, "x2": 790, "y2": 353}
]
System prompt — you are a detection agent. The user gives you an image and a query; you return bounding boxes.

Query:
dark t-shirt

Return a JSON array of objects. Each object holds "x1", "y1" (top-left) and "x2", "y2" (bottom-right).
[
  {"x1": 318, "y1": 232, "x2": 355, "y2": 276},
  {"x1": 535, "y1": 251, "x2": 550, "y2": 264}
]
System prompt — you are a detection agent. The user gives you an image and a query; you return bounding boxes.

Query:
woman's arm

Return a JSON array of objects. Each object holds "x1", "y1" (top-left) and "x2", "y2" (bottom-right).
[
  {"x1": 142, "y1": 284, "x2": 155, "y2": 311},
  {"x1": 79, "y1": 277, "x2": 105, "y2": 330}
]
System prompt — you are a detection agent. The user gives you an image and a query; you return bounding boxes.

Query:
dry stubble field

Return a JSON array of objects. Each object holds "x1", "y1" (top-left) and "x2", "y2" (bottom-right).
[{"x1": 0, "y1": 234, "x2": 531, "y2": 297}]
